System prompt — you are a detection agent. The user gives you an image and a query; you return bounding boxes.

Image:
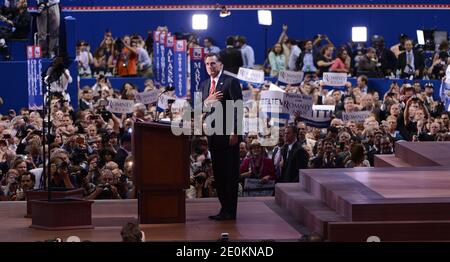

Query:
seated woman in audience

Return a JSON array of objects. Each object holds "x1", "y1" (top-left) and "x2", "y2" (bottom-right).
[
  {"x1": 239, "y1": 140, "x2": 276, "y2": 183},
  {"x1": 316, "y1": 44, "x2": 335, "y2": 76},
  {"x1": 268, "y1": 43, "x2": 286, "y2": 77},
  {"x1": 344, "y1": 143, "x2": 371, "y2": 168}
]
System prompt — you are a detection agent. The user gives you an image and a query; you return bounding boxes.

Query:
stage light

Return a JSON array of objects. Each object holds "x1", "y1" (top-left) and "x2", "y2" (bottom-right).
[
  {"x1": 417, "y1": 30, "x2": 425, "y2": 45},
  {"x1": 192, "y1": 14, "x2": 208, "y2": 30},
  {"x1": 352, "y1": 26, "x2": 367, "y2": 42},
  {"x1": 219, "y1": 6, "x2": 231, "y2": 18},
  {"x1": 257, "y1": 10, "x2": 272, "y2": 26}
]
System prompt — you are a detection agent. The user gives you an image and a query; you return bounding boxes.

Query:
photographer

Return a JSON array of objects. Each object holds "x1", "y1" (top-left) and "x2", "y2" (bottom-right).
[
  {"x1": 86, "y1": 168, "x2": 121, "y2": 200},
  {"x1": 49, "y1": 156, "x2": 75, "y2": 189},
  {"x1": 45, "y1": 56, "x2": 73, "y2": 103},
  {"x1": 36, "y1": 0, "x2": 60, "y2": 58},
  {"x1": 117, "y1": 35, "x2": 137, "y2": 77}
]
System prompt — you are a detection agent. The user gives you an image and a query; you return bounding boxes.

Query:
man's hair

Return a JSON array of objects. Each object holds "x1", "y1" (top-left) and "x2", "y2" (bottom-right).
[
  {"x1": 358, "y1": 75, "x2": 368, "y2": 84},
  {"x1": 286, "y1": 124, "x2": 298, "y2": 136},
  {"x1": 204, "y1": 37, "x2": 214, "y2": 44},
  {"x1": 286, "y1": 39, "x2": 296, "y2": 45},
  {"x1": 121, "y1": 222, "x2": 143, "y2": 242},
  {"x1": 226, "y1": 36, "x2": 235, "y2": 46},
  {"x1": 237, "y1": 36, "x2": 247, "y2": 45},
  {"x1": 204, "y1": 52, "x2": 223, "y2": 63},
  {"x1": 344, "y1": 96, "x2": 355, "y2": 103},
  {"x1": 19, "y1": 171, "x2": 35, "y2": 183}
]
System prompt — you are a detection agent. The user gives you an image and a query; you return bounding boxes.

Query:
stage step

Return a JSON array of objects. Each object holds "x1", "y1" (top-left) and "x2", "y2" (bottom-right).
[
  {"x1": 275, "y1": 183, "x2": 347, "y2": 237},
  {"x1": 395, "y1": 141, "x2": 450, "y2": 167},
  {"x1": 328, "y1": 220, "x2": 450, "y2": 242},
  {"x1": 374, "y1": 154, "x2": 412, "y2": 167}
]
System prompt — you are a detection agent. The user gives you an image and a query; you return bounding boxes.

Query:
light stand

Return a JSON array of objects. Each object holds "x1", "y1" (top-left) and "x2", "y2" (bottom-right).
[{"x1": 257, "y1": 10, "x2": 272, "y2": 61}]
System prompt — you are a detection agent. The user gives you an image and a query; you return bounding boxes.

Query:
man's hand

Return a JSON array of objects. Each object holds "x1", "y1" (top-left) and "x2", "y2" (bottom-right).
[
  {"x1": 229, "y1": 134, "x2": 238, "y2": 146},
  {"x1": 204, "y1": 91, "x2": 223, "y2": 106}
]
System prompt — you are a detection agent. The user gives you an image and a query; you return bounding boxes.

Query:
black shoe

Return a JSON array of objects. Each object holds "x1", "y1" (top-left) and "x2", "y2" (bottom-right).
[
  {"x1": 208, "y1": 213, "x2": 223, "y2": 220},
  {"x1": 215, "y1": 214, "x2": 236, "y2": 221}
]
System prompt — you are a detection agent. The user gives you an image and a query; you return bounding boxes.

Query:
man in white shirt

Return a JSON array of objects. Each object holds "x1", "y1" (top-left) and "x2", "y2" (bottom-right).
[
  {"x1": 286, "y1": 39, "x2": 301, "y2": 71},
  {"x1": 236, "y1": 36, "x2": 255, "y2": 69},
  {"x1": 36, "y1": 0, "x2": 60, "y2": 58},
  {"x1": 203, "y1": 37, "x2": 221, "y2": 54}
]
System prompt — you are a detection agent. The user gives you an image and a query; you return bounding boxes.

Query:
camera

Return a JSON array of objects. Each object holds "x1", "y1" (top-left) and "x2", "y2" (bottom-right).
[
  {"x1": 37, "y1": 2, "x2": 47, "y2": 15},
  {"x1": 3, "y1": 134, "x2": 11, "y2": 139}
]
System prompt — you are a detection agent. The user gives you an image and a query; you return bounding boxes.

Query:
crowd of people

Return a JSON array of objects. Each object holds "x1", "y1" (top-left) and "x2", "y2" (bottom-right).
[{"x1": 1, "y1": 24, "x2": 450, "y2": 201}]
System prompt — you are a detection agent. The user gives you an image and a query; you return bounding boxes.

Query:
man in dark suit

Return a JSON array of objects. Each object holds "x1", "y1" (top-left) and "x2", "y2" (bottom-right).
[
  {"x1": 279, "y1": 125, "x2": 309, "y2": 182},
  {"x1": 114, "y1": 133, "x2": 131, "y2": 171},
  {"x1": 219, "y1": 36, "x2": 243, "y2": 74},
  {"x1": 397, "y1": 39, "x2": 424, "y2": 79},
  {"x1": 201, "y1": 53, "x2": 243, "y2": 221}
]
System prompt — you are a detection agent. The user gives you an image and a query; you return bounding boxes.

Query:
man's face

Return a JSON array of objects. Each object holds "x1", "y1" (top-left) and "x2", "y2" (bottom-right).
[
  {"x1": 239, "y1": 142, "x2": 247, "y2": 157},
  {"x1": 404, "y1": 40, "x2": 413, "y2": 52},
  {"x1": 100, "y1": 172, "x2": 114, "y2": 185},
  {"x1": 425, "y1": 87, "x2": 433, "y2": 95},
  {"x1": 284, "y1": 128, "x2": 296, "y2": 144},
  {"x1": 16, "y1": 161, "x2": 27, "y2": 175},
  {"x1": 205, "y1": 56, "x2": 223, "y2": 78},
  {"x1": 20, "y1": 175, "x2": 34, "y2": 191},
  {"x1": 297, "y1": 123, "x2": 307, "y2": 137},
  {"x1": 357, "y1": 77, "x2": 365, "y2": 88},
  {"x1": 323, "y1": 141, "x2": 334, "y2": 153},
  {"x1": 332, "y1": 91, "x2": 341, "y2": 102},
  {"x1": 363, "y1": 95, "x2": 373, "y2": 108},
  {"x1": 390, "y1": 104, "x2": 400, "y2": 116},
  {"x1": 387, "y1": 118, "x2": 397, "y2": 131},
  {"x1": 63, "y1": 116, "x2": 72, "y2": 126},
  {"x1": 83, "y1": 91, "x2": 93, "y2": 101},
  {"x1": 304, "y1": 41, "x2": 313, "y2": 51},
  {"x1": 380, "y1": 138, "x2": 392, "y2": 154},
  {"x1": 88, "y1": 126, "x2": 97, "y2": 137},
  {"x1": 430, "y1": 123, "x2": 440, "y2": 134},
  {"x1": 344, "y1": 99, "x2": 355, "y2": 111},
  {"x1": 203, "y1": 39, "x2": 212, "y2": 48},
  {"x1": 441, "y1": 114, "x2": 449, "y2": 125}
]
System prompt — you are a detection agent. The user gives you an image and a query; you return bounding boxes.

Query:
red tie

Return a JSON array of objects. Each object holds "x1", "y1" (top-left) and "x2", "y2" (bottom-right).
[{"x1": 209, "y1": 79, "x2": 216, "y2": 95}]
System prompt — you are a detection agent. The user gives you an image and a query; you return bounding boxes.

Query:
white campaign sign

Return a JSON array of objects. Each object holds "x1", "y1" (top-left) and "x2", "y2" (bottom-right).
[
  {"x1": 342, "y1": 111, "x2": 372, "y2": 123},
  {"x1": 446, "y1": 66, "x2": 450, "y2": 84},
  {"x1": 260, "y1": 90, "x2": 285, "y2": 113},
  {"x1": 157, "y1": 94, "x2": 175, "y2": 110},
  {"x1": 237, "y1": 67, "x2": 265, "y2": 84},
  {"x1": 106, "y1": 98, "x2": 135, "y2": 114},
  {"x1": 242, "y1": 89, "x2": 253, "y2": 102},
  {"x1": 323, "y1": 72, "x2": 347, "y2": 86},
  {"x1": 278, "y1": 70, "x2": 304, "y2": 84},
  {"x1": 283, "y1": 93, "x2": 313, "y2": 116},
  {"x1": 135, "y1": 90, "x2": 160, "y2": 105}
]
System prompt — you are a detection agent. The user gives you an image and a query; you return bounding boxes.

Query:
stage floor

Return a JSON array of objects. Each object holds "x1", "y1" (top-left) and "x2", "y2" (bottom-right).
[
  {"x1": 0, "y1": 197, "x2": 302, "y2": 242},
  {"x1": 346, "y1": 169, "x2": 450, "y2": 198}
]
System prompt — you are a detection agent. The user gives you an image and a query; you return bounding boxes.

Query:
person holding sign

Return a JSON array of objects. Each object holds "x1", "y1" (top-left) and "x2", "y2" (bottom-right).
[{"x1": 201, "y1": 53, "x2": 243, "y2": 221}]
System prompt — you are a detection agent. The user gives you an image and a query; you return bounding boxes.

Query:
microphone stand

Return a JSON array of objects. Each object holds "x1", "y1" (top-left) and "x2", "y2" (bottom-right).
[{"x1": 41, "y1": 68, "x2": 61, "y2": 202}]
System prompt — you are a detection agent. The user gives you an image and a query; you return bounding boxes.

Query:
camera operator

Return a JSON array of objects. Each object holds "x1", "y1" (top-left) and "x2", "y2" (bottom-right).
[
  {"x1": 87, "y1": 168, "x2": 121, "y2": 200},
  {"x1": 45, "y1": 56, "x2": 73, "y2": 103},
  {"x1": 49, "y1": 156, "x2": 75, "y2": 189},
  {"x1": 36, "y1": 0, "x2": 60, "y2": 58}
]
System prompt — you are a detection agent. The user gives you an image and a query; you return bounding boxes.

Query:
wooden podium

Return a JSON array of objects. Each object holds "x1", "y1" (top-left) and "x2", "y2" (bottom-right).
[{"x1": 133, "y1": 122, "x2": 190, "y2": 224}]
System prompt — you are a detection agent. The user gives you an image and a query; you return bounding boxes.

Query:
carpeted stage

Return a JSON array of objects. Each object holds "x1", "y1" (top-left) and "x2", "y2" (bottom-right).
[
  {"x1": 0, "y1": 197, "x2": 302, "y2": 242},
  {"x1": 1, "y1": 142, "x2": 450, "y2": 242}
]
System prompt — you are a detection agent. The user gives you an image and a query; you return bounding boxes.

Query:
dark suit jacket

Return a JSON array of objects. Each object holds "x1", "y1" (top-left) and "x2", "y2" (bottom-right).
[
  {"x1": 201, "y1": 72, "x2": 243, "y2": 149},
  {"x1": 397, "y1": 51, "x2": 425, "y2": 77},
  {"x1": 219, "y1": 47, "x2": 244, "y2": 74},
  {"x1": 279, "y1": 141, "x2": 309, "y2": 182},
  {"x1": 113, "y1": 147, "x2": 129, "y2": 170}
]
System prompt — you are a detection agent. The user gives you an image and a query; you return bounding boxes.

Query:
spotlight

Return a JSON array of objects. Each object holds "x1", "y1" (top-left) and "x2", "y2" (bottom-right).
[
  {"x1": 192, "y1": 14, "x2": 208, "y2": 30},
  {"x1": 219, "y1": 6, "x2": 231, "y2": 18},
  {"x1": 352, "y1": 26, "x2": 367, "y2": 42},
  {"x1": 416, "y1": 30, "x2": 425, "y2": 45},
  {"x1": 257, "y1": 10, "x2": 272, "y2": 26}
]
